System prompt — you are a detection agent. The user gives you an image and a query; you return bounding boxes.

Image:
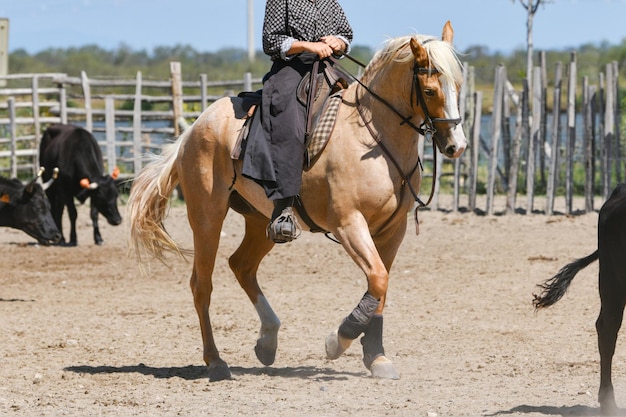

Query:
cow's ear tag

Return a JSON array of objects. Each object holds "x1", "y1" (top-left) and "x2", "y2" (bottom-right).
[{"x1": 0, "y1": 194, "x2": 10, "y2": 203}]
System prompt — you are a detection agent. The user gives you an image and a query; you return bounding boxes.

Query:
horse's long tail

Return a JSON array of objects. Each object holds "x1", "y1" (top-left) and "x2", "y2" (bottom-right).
[
  {"x1": 533, "y1": 250, "x2": 599, "y2": 309},
  {"x1": 127, "y1": 129, "x2": 191, "y2": 262}
]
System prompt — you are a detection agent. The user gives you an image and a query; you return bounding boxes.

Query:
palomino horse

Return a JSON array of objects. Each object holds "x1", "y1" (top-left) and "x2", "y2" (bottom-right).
[{"x1": 128, "y1": 21, "x2": 466, "y2": 381}]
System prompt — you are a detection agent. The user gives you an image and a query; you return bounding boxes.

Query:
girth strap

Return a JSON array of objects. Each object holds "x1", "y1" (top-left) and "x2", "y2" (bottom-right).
[{"x1": 294, "y1": 195, "x2": 326, "y2": 233}]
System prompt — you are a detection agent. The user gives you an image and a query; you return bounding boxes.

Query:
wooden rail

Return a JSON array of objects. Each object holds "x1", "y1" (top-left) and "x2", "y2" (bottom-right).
[
  {"x1": 0, "y1": 57, "x2": 622, "y2": 215},
  {"x1": 0, "y1": 63, "x2": 261, "y2": 179}
]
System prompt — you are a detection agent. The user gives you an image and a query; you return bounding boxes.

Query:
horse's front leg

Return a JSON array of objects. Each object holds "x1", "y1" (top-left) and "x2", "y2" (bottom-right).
[
  {"x1": 326, "y1": 292, "x2": 398, "y2": 379},
  {"x1": 325, "y1": 219, "x2": 403, "y2": 379},
  {"x1": 360, "y1": 302, "x2": 399, "y2": 378}
]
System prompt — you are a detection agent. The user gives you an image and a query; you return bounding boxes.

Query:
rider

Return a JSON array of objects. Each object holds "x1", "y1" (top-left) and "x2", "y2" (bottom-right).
[{"x1": 253, "y1": 0, "x2": 353, "y2": 244}]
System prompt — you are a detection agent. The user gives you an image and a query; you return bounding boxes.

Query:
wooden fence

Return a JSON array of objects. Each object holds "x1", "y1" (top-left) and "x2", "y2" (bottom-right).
[
  {"x1": 0, "y1": 57, "x2": 622, "y2": 215},
  {"x1": 0, "y1": 62, "x2": 261, "y2": 179},
  {"x1": 433, "y1": 52, "x2": 622, "y2": 215}
]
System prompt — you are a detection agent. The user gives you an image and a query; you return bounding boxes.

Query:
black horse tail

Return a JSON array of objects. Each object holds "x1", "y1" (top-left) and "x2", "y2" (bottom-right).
[{"x1": 533, "y1": 250, "x2": 599, "y2": 309}]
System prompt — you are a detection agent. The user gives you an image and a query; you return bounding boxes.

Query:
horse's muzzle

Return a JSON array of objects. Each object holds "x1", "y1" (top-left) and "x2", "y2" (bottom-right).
[{"x1": 445, "y1": 142, "x2": 466, "y2": 158}]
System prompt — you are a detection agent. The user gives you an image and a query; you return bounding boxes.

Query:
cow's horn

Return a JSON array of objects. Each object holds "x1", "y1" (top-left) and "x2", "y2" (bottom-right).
[
  {"x1": 27, "y1": 168, "x2": 45, "y2": 193},
  {"x1": 42, "y1": 167, "x2": 60, "y2": 191}
]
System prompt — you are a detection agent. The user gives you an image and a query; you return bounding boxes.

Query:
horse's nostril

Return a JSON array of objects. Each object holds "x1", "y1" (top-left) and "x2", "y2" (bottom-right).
[{"x1": 445, "y1": 145, "x2": 456, "y2": 157}]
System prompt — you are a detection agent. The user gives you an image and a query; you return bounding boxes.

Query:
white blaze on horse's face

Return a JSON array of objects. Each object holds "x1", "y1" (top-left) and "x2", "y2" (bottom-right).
[{"x1": 441, "y1": 77, "x2": 467, "y2": 158}]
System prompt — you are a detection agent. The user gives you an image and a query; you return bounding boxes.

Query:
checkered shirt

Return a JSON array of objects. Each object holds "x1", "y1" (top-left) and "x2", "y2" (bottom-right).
[{"x1": 263, "y1": 0, "x2": 353, "y2": 61}]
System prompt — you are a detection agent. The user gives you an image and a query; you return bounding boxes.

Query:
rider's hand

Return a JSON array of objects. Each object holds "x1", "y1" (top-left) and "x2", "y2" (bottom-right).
[
  {"x1": 306, "y1": 41, "x2": 334, "y2": 59},
  {"x1": 320, "y1": 36, "x2": 346, "y2": 55}
]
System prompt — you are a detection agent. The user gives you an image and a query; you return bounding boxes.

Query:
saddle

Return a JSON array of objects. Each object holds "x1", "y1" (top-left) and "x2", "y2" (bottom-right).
[{"x1": 231, "y1": 57, "x2": 352, "y2": 168}]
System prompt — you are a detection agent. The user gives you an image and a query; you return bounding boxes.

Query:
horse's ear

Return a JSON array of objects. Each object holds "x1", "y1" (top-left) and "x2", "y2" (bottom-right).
[
  {"x1": 410, "y1": 38, "x2": 428, "y2": 64},
  {"x1": 442, "y1": 20, "x2": 454, "y2": 44}
]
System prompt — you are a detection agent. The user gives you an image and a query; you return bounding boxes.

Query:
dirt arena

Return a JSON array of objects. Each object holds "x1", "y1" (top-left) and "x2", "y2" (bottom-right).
[{"x1": 1, "y1": 195, "x2": 624, "y2": 416}]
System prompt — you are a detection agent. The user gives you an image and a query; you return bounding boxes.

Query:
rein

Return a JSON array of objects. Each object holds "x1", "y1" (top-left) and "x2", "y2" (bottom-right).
[
  {"x1": 355, "y1": 93, "x2": 436, "y2": 235},
  {"x1": 333, "y1": 51, "x2": 454, "y2": 232}
]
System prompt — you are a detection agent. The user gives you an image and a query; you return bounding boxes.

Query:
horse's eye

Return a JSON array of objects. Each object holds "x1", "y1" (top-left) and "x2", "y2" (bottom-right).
[{"x1": 424, "y1": 89, "x2": 435, "y2": 97}]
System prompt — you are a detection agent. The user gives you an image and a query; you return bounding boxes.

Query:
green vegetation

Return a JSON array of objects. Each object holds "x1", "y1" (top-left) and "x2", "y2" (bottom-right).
[
  {"x1": 9, "y1": 40, "x2": 626, "y2": 110},
  {"x1": 6, "y1": 41, "x2": 624, "y2": 109},
  {"x1": 8, "y1": 43, "x2": 373, "y2": 82}
]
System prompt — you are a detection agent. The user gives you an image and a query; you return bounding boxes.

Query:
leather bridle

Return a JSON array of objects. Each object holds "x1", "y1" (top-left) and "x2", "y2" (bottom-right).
[
  {"x1": 326, "y1": 49, "x2": 464, "y2": 235},
  {"x1": 334, "y1": 52, "x2": 462, "y2": 212},
  {"x1": 340, "y1": 53, "x2": 461, "y2": 154}
]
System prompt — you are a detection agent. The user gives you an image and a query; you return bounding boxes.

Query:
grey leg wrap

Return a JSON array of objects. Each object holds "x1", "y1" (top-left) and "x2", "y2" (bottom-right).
[{"x1": 338, "y1": 292, "x2": 380, "y2": 340}]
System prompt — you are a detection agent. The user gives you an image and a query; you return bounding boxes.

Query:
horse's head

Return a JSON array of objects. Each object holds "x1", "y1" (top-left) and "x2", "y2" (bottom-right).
[{"x1": 408, "y1": 21, "x2": 467, "y2": 159}]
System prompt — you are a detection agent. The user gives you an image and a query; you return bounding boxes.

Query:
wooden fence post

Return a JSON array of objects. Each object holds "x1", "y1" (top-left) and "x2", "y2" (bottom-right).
[
  {"x1": 502, "y1": 78, "x2": 512, "y2": 188},
  {"x1": 31, "y1": 75, "x2": 41, "y2": 171},
  {"x1": 565, "y1": 52, "x2": 577, "y2": 214},
  {"x1": 598, "y1": 72, "x2": 606, "y2": 199},
  {"x1": 453, "y1": 62, "x2": 471, "y2": 212},
  {"x1": 244, "y1": 72, "x2": 253, "y2": 92},
  {"x1": 8, "y1": 97, "x2": 16, "y2": 178},
  {"x1": 133, "y1": 71, "x2": 143, "y2": 175},
  {"x1": 545, "y1": 63, "x2": 562, "y2": 215},
  {"x1": 468, "y1": 91, "x2": 482, "y2": 213},
  {"x1": 603, "y1": 64, "x2": 615, "y2": 200},
  {"x1": 487, "y1": 65, "x2": 505, "y2": 215},
  {"x1": 526, "y1": 66, "x2": 542, "y2": 214},
  {"x1": 613, "y1": 61, "x2": 621, "y2": 183},
  {"x1": 81, "y1": 71, "x2": 93, "y2": 132},
  {"x1": 200, "y1": 74, "x2": 208, "y2": 111},
  {"x1": 170, "y1": 62, "x2": 183, "y2": 137},
  {"x1": 105, "y1": 96, "x2": 117, "y2": 171},
  {"x1": 58, "y1": 81, "x2": 68, "y2": 124},
  {"x1": 432, "y1": 140, "x2": 443, "y2": 210},
  {"x1": 506, "y1": 80, "x2": 524, "y2": 214},
  {"x1": 539, "y1": 52, "x2": 548, "y2": 189},
  {"x1": 582, "y1": 76, "x2": 595, "y2": 213}
]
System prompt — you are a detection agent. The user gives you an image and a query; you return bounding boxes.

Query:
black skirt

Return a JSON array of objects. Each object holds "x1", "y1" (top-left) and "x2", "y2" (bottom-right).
[{"x1": 241, "y1": 53, "x2": 317, "y2": 200}]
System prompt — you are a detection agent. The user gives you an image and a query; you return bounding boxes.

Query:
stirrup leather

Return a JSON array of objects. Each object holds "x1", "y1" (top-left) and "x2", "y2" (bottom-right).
[{"x1": 267, "y1": 207, "x2": 302, "y2": 243}]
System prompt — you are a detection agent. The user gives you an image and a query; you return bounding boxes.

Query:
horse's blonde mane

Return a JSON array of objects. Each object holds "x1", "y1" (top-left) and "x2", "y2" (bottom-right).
[{"x1": 364, "y1": 34, "x2": 463, "y2": 85}]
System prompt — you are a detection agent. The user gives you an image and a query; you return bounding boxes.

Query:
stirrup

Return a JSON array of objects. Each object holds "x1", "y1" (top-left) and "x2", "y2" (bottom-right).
[{"x1": 267, "y1": 207, "x2": 302, "y2": 243}]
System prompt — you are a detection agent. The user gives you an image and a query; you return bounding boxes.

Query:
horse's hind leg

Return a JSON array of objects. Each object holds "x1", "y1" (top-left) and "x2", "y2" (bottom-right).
[
  {"x1": 228, "y1": 210, "x2": 279, "y2": 366},
  {"x1": 596, "y1": 205, "x2": 626, "y2": 414},
  {"x1": 596, "y1": 282, "x2": 625, "y2": 414},
  {"x1": 187, "y1": 200, "x2": 232, "y2": 381}
]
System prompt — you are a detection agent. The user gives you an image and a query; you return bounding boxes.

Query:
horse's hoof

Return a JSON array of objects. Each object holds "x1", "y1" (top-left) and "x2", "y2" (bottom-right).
[
  {"x1": 599, "y1": 400, "x2": 618, "y2": 416},
  {"x1": 599, "y1": 389, "x2": 618, "y2": 416},
  {"x1": 255, "y1": 340, "x2": 277, "y2": 366},
  {"x1": 325, "y1": 329, "x2": 353, "y2": 360},
  {"x1": 369, "y1": 356, "x2": 400, "y2": 380},
  {"x1": 208, "y1": 362, "x2": 232, "y2": 382}
]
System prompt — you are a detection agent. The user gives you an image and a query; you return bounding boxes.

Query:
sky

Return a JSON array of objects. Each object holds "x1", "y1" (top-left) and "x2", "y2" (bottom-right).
[{"x1": 1, "y1": 0, "x2": 626, "y2": 56}]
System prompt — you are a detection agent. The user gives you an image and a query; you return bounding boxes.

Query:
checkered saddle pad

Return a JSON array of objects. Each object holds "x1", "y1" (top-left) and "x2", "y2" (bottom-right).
[{"x1": 305, "y1": 93, "x2": 343, "y2": 170}]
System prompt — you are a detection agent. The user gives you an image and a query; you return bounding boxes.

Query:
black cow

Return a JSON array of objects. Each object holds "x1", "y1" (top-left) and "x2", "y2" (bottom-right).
[
  {"x1": 533, "y1": 183, "x2": 626, "y2": 416},
  {"x1": 0, "y1": 168, "x2": 62, "y2": 245},
  {"x1": 39, "y1": 124, "x2": 122, "y2": 246}
]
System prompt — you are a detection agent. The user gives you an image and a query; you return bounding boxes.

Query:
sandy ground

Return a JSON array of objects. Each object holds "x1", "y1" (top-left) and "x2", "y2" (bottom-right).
[{"x1": 1, "y1": 194, "x2": 625, "y2": 417}]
